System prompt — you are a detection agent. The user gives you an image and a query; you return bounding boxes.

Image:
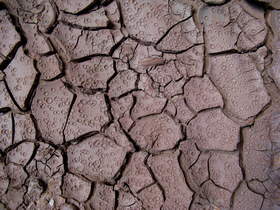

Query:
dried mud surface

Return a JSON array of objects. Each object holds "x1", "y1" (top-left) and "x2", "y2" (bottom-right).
[{"x1": 0, "y1": 0, "x2": 279, "y2": 209}]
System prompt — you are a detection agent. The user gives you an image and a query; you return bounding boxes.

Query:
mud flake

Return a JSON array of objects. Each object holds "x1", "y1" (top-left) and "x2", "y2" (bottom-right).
[
  {"x1": 156, "y1": 17, "x2": 203, "y2": 52},
  {"x1": 131, "y1": 91, "x2": 166, "y2": 120},
  {"x1": 129, "y1": 43, "x2": 162, "y2": 73},
  {"x1": 118, "y1": 151, "x2": 154, "y2": 193},
  {"x1": 171, "y1": 95, "x2": 195, "y2": 124},
  {"x1": 104, "y1": 121, "x2": 134, "y2": 152},
  {"x1": 182, "y1": 152, "x2": 210, "y2": 192},
  {"x1": 244, "y1": 149, "x2": 271, "y2": 182},
  {"x1": 187, "y1": 109, "x2": 240, "y2": 151},
  {"x1": 24, "y1": 177, "x2": 46, "y2": 207},
  {"x1": 242, "y1": 112, "x2": 273, "y2": 181},
  {"x1": 4, "y1": 47, "x2": 38, "y2": 110},
  {"x1": 0, "y1": 112, "x2": 13, "y2": 151},
  {"x1": 0, "y1": 81, "x2": 18, "y2": 110},
  {"x1": 175, "y1": 45, "x2": 204, "y2": 78},
  {"x1": 199, "y1": 2, "x2": 267, "y2": 53},
  {"x1": 108, "y1": 70, "x2": 137, "y2": 98},
  {"x1": 0, "y1": 162, "x2": 9, "y2": 196},
  {"x1": 119, "y1": 0, "x2": 191, "y2": 43},
  {"x1": 148, "y1": 151, "x2": 193, "y2": 209},
  {"x1": 62, "y1": 173, "x2": 91, "y2": 202},
  {"x1": 0, "y1": 10, "x2": 21, "y2": 59},
  {"x1": 6, "y1": 163, "x2": 27, "y2": 188},
  {"x1": 26, "y1": 142, "x2": 64, "y2": 182},
  {"x1": 232, "y1": 182, "x2": 263, "y2": 210},
  {"x1": 64, "y1": 92, "x2": 109, "y2": 141},
  {"x1": 7, "y1": 142, "x2": 34, "y2": 166},
  {"x1": 60, "y1": 203, "x2": 79, "y2": 210},
  {"x1": 86, "y1": 183, "x2": 115, "y2": 210},
  {"x1": 267, "y1": 10, "x2": 280, "y2": 89},
  {"x1": 59, "y1": 8, "x2": 109, "y2": 29},
  {"x1": 13, "y1": 113, "x2": 36, "y2": 143},
  {"x1": 55, "y1": 0, "x2": 95, "y2": 14},
  {"x1": 209, "y1": 152, "x2": 243, "y2": 191},
  {"x1": 117, "y1": 190, "x2": 142, "y2": 210},
  {"x1": 184, "y1": 75, "x2": 224, "y2": 112},
  {"x1": 164, "y1": 78, "x2": 185, "y2": 98},
  {"x1": 208, "y1": 54, "x2": 270, "y2": 122},
  {"x1": 138, "y1": 74, "x2": 161, "y2": 98},
  {"x1": 51, "y1": 23, "x2": 114, "y2": 60},
  {"x1": 111, "y1": 94, "x2": 134, "y2": 119},
  {"x1": 66, "y1": 57, "x2": 114, "y2": 91},
  {"x1": 268, "y1": 43, "x2": 280, "y2": 90},
  {"x1": 31, "y1": 80, "x2": 74, "y2": 144},
  {"x1": 113, "y1": 38, "x2": 138, "y2": 63},
  {"x1": 1, "y1": 187, "x2": 26, "y2": 210},
  {"x1": 148, "y1": 61, "x2": 181, "y2": 86},
  {"x1": 129, "y1": 113, "x2": 182, "y2": 152},
  {"x1": 67, "y1": 134, "x2": 127, "y2": 182},
  {"x1": 236, "y1": 19, "x2": 267, "y2": 51},
  {"x1": 201, "y1": 180, "x2": 232, "y2": 209},
  {"x1": 104, "y1": 1, "x2": 121, "y2": 26},
  {"x1": 248, "y1": 180, "x2": 266, "y2": 195},
  {"x1": 179, "y1": 140, "x2": 200, "y2": 170},
  {"x1": 36, "y1": 54, "x2": 63, "y2": 80},
  {"x1": 138, "y1": 184, "x2": 164, "y2": 210},
  {"x1": 37, "y1": 0, "x2": 57, "y2": 33},
  {"x1": 20, "y1": 23, "x2": 52, "y2": 56}
]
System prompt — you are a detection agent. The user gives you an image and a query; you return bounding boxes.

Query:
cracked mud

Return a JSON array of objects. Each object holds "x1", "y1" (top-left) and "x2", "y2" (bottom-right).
[{"x1": 0, "y1": 0, "x2": 279, "y2": 209}]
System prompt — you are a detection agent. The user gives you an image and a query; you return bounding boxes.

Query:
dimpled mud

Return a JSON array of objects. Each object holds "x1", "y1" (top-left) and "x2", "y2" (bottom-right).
[{"x1": 0, "y1": 0, "x2": 279, "y2": 209}]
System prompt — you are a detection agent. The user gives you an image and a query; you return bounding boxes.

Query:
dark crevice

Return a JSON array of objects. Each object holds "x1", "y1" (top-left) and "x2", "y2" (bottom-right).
[
  {"x1": 188, "y1": 149, "x2": 202, "y2": 169},
  {"x1": 128, "y1": 94, "x2": 137, "y2": 119},
  {"x1": 0, "y1": 41, "x2": 22, "y2": 71},
  {"x1": 117, "y1": 119, "x2": 140, "y2": 152},
  {"x1": 0, "y1": 107, "x2": 11, "y2": 114},
  {"x1": 156, "y1": 43, "x2": 204, "y2": 54},
  {"x1": 177, "y1": 150, "x2": 196, "y2": 210},
  {"x1": 63, "y1": 130, "x2": 100, "y2": 147},
  {"x1": 24, "y1": 71, "x2": 41, "y2": 112},
  {"x1": 3, "y1": 79, "x2": 26, "y2": 112},
  {"x1": 111, "y1": 88, "x2": 139, "y2": 101},
  {"x1": 113, "y1": 189, "x2": 119, "y2": 210},
  {"x1": 112, "y1": 151, "x2": 133, "y2": 184},
  {"x1": 101, "y1": 94, "x2": 114, "y2": 132},
  {"x1": 109, "y1": 36, "x2": 128, "y2": 56},
  {"x1": 60, "y1": 19, "x2": 112, "y2": 31},
  {"x1": 71, "y1": 53, "x2": 110, "y2": 63},
  {"x1": 238, "y1": 127, "x2": 247, "y2": 181},
  {"x1": 246, "y1": 0, "x2": 272, "y2": 10},
  {"x1": 135, "y1": 101, "x2": 168, "y2": 121},
  {"x1": 155, "y1": 15, "x2": 193, "y2": 46},
  {"x1": 230, "y1": 180, "x2": 243, "y2": 208},
  {"x1": 0, "y1": 0, "x2": 278, "y2": 209},
  {"x1": 10, "y1": 112, "x2": 15, "y2": 145},
  {"x1": 85, "y1": 182, "x2": 95, "y2": 202},
  {"x1": 144, "y1": 154, "x2": 166, "y2": 201},
  {"x1": 23, "y1": 141, "x2": 39, "y2": 170},
  {"x1": 62, "y1": 89, "x2": 77, "y2": 144},
  {"x1": 136, "y1": 182, "x2": 156, "y2": 194},
  {"x1": 115, "y1": 0, "x2": 125, "y2": 28}
]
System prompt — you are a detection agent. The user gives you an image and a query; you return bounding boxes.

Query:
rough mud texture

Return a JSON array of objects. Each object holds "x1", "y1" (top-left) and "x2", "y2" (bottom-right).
[{"x1": 0, "y1": 0, "x2": 279, "y2": 209}]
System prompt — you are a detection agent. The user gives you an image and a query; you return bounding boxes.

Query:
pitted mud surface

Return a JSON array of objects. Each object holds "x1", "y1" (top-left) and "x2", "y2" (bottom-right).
[{"x1": 0, "y1": 0, "x2": 279, "y2": 209}]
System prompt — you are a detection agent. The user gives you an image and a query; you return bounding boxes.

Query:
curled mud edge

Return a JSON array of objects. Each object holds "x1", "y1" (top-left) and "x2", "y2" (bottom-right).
[{"x1": 0, "y1": 0, "x2": 279, "y2": 209}]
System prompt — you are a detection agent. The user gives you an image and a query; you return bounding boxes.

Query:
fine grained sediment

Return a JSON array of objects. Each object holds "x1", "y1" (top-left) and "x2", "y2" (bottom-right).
[{"x1": 0, "y1": 0, "x2": 279, "y2": 209}]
